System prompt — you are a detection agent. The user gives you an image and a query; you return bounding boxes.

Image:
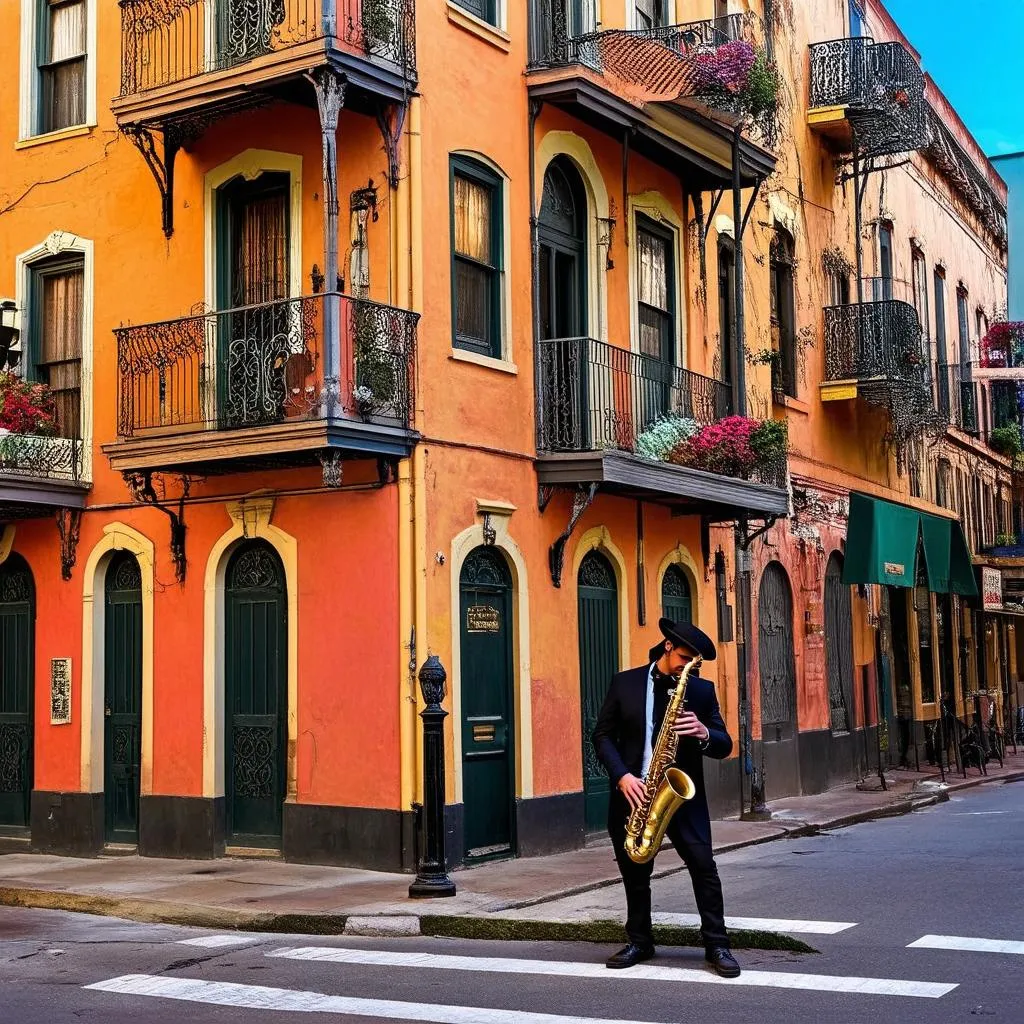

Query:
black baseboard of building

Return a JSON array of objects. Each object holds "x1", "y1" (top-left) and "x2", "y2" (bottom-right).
[
  {"x1": 30, "y1": 791, "x2": 103, "y2": 857},
  {"x1": 515, "y1": 792, "x2": 586, "y2": 858},
  {"x1": 139, "y1": 796, "x2": 225, "y2": 860},
  {"x1": 282, "y1": 803, "x2": 415, "y2": 872}
]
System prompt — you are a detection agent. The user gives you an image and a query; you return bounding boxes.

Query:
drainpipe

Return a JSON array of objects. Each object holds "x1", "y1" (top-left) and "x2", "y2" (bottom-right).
[{"x1": 529, "y1": 100, "x2": 543, "y2": 449}]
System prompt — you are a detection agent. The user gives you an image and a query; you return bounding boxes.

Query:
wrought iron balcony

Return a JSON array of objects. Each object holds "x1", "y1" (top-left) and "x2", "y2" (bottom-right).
[
  {"x1": 118, "y1": 0, "x2": 416, "y2": 99},
  {"x1": 1, "y1": 433, "x2": 88, "y2": 519},
  {"x1": 109, "y1": 293, "x2": 417, "y2": 476},
  {"x1": 823, "y1": 283, "x2": 928, "y2": 386},
  {"x1": 937, "y1": 362, "x2": 980, "y2": 435},
  {"x1": 808, "y1": 36, "x2": 926, "y2": 157},
  {"x1": 538, "y1": 337, "x2": 731, "y2": 455}
]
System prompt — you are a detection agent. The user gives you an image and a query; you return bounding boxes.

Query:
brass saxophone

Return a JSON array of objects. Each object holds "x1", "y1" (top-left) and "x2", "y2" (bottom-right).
[{"x1": 624, "y1": 654, "x2": 702, "y2": 864}]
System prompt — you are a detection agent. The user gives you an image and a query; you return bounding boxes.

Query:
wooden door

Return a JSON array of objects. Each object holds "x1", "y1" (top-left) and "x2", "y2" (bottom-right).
[
  {"x1": 225, "y1": 542, "x2": 288, "y2": 846},
  {"x1": 459, "y1": 547, "x2": 515, "y2": 860},
  {"x1": 0, "y1": 558, "x2": 33, "y2": 830}
]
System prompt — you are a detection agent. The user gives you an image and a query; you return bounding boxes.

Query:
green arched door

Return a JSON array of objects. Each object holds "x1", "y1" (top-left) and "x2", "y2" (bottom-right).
[
  {"x1": 0, "y1": 557, "x2": 34, "y2": 830},
  {"x1": 104, "y1": 552, "x2": 143, "y2": 844},
  {"x1": 459, "y1": 547, "x2": 515, "y2": 860},
  {"x1": 578, "y1": 550, "x2": 619, "y2": 831},
  {"x1": 662, "y1": 563, "x2": 693, "y2": 623},
  {"x1": 225, "y1": 541, "x2": 288, "y2": 847}
]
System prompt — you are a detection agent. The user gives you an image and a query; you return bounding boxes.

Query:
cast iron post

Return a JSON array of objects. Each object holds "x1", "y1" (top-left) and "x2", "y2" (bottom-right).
[{"x1": 409, "y1": 655, "x2": 456, "y2": 898}]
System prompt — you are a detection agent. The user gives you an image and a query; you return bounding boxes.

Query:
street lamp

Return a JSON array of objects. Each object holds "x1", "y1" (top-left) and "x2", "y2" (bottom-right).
[{"x1": 0, "y1": 301, "x2": 20, "y2": 370}]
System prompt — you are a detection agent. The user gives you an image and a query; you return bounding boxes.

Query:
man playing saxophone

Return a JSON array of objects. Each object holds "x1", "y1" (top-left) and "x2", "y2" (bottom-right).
[{"x1": 592, "y1": 617, "x2": 740, "y2": 977}]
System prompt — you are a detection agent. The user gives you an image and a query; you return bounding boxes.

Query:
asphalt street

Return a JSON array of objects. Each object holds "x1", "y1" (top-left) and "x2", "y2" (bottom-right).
[{"x1": 1, "y1": 778, "x2": 1021, "y2": 1024}]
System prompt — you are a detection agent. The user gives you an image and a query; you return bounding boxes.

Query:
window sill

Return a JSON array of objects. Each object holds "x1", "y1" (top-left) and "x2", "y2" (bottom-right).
[
  {"x1": 446, "y1": 1, "x2": 511, "y2": 52},
  {"x1": 773, "y1": 392, "x2": 810, "y2": 415},
  {"x1": 16, "y1": 124, "x2": 93, "y2": 149},
  {"x1": 449, "y1": 348, "x2": 518, "y2": 375}
]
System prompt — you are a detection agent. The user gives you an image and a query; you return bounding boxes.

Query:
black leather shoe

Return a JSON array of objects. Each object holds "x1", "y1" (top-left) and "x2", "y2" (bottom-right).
[
  {"x1": 606, "y1": 943, "x2": 655, "y2": 969},
  {"x1": 705, "y1": 947, "x2": 741, "y2": 978}
]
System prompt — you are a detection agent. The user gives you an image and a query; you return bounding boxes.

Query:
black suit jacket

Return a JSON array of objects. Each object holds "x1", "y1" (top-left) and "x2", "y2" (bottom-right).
[{"x1": 591, "y1": 664, "x2": 732, "y2": 843}]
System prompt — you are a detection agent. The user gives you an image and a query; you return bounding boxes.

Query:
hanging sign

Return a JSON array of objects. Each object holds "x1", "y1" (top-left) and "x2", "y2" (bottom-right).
[
  {"x1": 50, "y1": 658, "x2": 72, "y2": 725},
  {"x1": 466, "y1": 604, "x2": 500, "y2": 633},
  {"x1": 982, "y1": 567, "x2": 1003, "y2": 611}
]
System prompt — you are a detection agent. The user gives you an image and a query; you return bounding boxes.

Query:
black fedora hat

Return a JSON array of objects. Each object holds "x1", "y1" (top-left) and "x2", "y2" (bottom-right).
[{"x1": 649, "y1": 617, "x2": 716, "y2": 662}]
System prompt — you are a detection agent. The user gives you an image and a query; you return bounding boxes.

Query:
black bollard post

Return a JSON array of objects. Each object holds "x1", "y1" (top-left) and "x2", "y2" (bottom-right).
[{"x1": 409, "y1": 655, "x2": 456, "y2": 898}]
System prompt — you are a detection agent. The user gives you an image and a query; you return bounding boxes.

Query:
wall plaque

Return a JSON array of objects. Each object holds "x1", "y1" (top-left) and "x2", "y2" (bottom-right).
[
  {"x1": 883, "y1": 562, "x2": 905, "y2": 577},
  {"x1": 50, "y1": 658, "x2": 72, "y2": 725},
  {"x1": 466, "y1": 604, "x2": 500, "y2": 633}
]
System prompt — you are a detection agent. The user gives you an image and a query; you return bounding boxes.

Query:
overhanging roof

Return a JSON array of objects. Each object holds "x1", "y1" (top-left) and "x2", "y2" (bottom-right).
[{"x1": 536, "y1": 451, "x2": 789, "y2": 522}]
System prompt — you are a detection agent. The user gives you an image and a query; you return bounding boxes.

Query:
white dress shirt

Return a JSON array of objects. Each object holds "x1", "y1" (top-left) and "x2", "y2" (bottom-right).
[{"x1": 641, "y1": 663, "x2": 656, "y2": 779}]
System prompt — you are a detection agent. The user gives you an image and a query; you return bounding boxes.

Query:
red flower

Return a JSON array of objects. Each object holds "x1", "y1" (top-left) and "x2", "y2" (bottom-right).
[{"x1": 0, "y1": 372, "x2": 58, "y2": 435}]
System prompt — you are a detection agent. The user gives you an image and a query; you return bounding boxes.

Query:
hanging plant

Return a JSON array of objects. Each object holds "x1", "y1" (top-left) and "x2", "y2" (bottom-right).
[
  {"x1": 0, "y1": 372, "x2": 58, "y2": 436},
  {"x1": 989, "y1": 425, "x2": 1023, "y2": 460}
]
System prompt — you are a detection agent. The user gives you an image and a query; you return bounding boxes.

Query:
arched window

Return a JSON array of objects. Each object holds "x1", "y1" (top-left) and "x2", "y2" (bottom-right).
[{"x1": 661, "y1": 563, "x2": 693, "y2": 624}]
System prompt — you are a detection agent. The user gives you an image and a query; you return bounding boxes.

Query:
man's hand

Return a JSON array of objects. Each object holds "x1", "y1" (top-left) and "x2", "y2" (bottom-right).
[
  {"x1": 617, "y1": 773, "x2": 646, "y2": 811},
  {"x1": 673, "y1": 710, "x2": 710, "y2": 742}
]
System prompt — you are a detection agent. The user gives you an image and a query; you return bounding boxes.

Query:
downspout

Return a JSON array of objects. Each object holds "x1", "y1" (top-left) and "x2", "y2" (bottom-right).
[{"x1": 530, "y1": 100, "x2": 543, "y2": 448}]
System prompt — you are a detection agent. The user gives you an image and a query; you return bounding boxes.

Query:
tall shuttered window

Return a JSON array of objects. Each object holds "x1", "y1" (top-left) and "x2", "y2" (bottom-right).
[
  {"x1": 39, "y1": 0, "x2": 87, "y2": 134},
  {"x1": 451, "y1": 157, "x2": 503, "y2": 358},
  {"x1": 30, "y1": 256, "x2": 84, "y2": 439}
]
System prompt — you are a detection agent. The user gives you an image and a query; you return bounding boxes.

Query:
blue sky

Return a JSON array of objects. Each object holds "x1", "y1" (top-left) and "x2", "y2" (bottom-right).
[{"x1": 883, "y1": 0, "x2": 1024, "y2": 157}]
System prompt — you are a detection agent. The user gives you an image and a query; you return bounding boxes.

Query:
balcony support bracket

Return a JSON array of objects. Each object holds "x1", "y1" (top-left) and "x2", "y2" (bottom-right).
[
  {"x1": 124, "y1": 471, "x2": 191, "y2": 584},
  {"x1": 124, "y1": 121, "x2": 205, "y2": 239},
  {"x1": 548, "y1": 482, "x2": 598, "y2": 588},
  {"x1": 537, "y1": 484, "x2": 555, "y2": 514},
  {"x1": 321, "y1": 450, "x2": 343, "y2": 488},
  {"x1": 376, "y1": 101, "x2": 408, "y2": 191},
  {"x1": 55, "y1": 508, "x2": 82, "y2": 582}
]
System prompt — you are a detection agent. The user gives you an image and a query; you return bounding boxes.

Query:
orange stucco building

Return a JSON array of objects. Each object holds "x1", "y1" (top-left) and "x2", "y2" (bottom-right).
[{"x1": 0, "y1": 0, "x2": 1014, "y2": 867}]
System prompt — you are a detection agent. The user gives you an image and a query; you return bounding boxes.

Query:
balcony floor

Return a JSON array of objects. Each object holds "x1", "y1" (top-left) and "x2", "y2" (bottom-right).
[
  {"x1": 536, "y1": 451, "x2": 789, "y2": 522},
  {"x1": 103, "y1": 416, "x2": 418, "y2": 477},
  {"x1": 0, "y1": 474, "x2": 90, "y2": 521}
]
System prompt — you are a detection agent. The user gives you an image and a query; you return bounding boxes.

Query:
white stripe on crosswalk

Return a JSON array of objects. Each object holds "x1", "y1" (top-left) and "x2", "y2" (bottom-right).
[
  {"x1": 908, "y1": 934, "x2": 1024, "y2": 955},
  {"x1": 176, "y1": 935, "x2": 260, "y2": 949},
  {"x1": 266, "y1": 946, "x2": 956, "y2": 999},
  {"x1": 84, "y1": 974, "x2": 670, "y2": 1024},
  {"x1": 652, "y1": 913, "x2": 856, "y2": 934}
]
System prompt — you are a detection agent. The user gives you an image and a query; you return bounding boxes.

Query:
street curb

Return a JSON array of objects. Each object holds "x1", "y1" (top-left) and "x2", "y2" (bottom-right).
[{"x1": 0, "y1": 772, "x2": 1019, "y2": 942}]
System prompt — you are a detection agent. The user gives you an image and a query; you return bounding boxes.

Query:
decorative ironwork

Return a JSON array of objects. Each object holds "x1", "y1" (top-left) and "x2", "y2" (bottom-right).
[
  {"x1": 809, "y1": 36, "x2": 927, "y2": 159},
  {"x1": 111, "y1": 725, "x2": 133, "y2": 766},
  {"x1": 578, "y1": 549, "x2": 615, "y2": 589},
  {"x1": 232, "y1": 725, "x2": 276, "y2": 798},
  {"x1": 320, "y1": 450, "x2": 343, "y2": 487},
  {"x1": 0, "y1": 567, "x2": 31, "y2": 603},
  {"x1": 115, "y1": 293, "x2": 417, "y2": 438},
  {"x1": 50, "y1": 658, "x2": 72, "y2": 726},
  {"x1": 481, "y1": 513, "x2": 496, "y2": 547},
  {"x1": 55, "y1": 508, "x2": 82, "y2": 581},
  {"x1": 0, "y1": 723, "x2": 29, "y2": 794},
  {"x1": 538, "y1": 337, "x2": 732, "y2": 455},
  {"x1": 229, "y1": 545, "x2": 284, "y2": 591},
  {"x1": 0, "y1": 432, "x2": 84, "y2": 483},
  {"x1": 549, "y1": 482, "x2": 598, "y2": 588},
  {"x1": 823, "y1": 297, "x2": 927, "y2": 383},
  {"x1": 124, "y1": 472, "x2": 190, "y2": 584},
  {"x1": 460, "y1": 547, "x2": 508, "y2": 589},
  {"x1": 119, "y1": 0, "x2": 416, "y2": 96}
]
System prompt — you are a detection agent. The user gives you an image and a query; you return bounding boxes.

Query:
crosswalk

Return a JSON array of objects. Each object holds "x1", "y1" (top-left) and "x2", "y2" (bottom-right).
[{"x1": 73, "y1": 918, "x2": 1024, "y2": 1020}]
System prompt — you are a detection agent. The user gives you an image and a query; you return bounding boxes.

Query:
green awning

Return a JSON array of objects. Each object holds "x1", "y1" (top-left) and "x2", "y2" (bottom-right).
[{"x1": 842, "y1": 493, "x2": 977, "y2": 596}]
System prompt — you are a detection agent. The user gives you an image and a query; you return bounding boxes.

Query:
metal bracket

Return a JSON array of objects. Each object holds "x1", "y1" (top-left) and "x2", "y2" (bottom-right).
[
  {"x1": 738, "y1": 514, "x2": 781, "y2": 550},
  {"x1": 482, "y1": 513, "x2": 496, "y2": 547},
  {"x1": 376, "y1": 456, "x2": 397, "y2": 486},
  {"x1": 124, "y1": 471, "x2": 190, "y2": 582},
  {"x1": 537, "y1": 484, "x2": 555, "y2": 514},
  {"x1": 55, "y1": 508, "x2": 82, "y2": 582},
  {"x1": 376, "y1": 101, "x2": 408, "y2": 190},
  {"x1": 548, "y1": 483, "x2": 598, "y2": 588},
  {"x1": 320, "y1": 450, "x2": 344, "y2": 488}
]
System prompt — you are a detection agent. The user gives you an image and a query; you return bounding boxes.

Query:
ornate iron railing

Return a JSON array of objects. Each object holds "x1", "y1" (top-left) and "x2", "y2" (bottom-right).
[
  {"x1": 537, "y1": 336, "x2": 731, "y2": 454},
  {"x1": 938, "y1": 361, "x2": 980, "y2": 435},
  {"x1": 118, "y1": 0, "x2": 416, "y2": 96},
  {"x1": 0, "y1": 432, "x2": 84, "y2": 483},
  {"x1": 809, "y1": 36, "x2": 926, "y2": 157},
  {"x1": 115, "y1": 293, "x2": 417, "y2": 438},
  {"x1": 823, "y1": 297, "x2": 927, "y2": 383},
  {"x1": 529, "y1": 2, "x2": 746, "y2": 70}
]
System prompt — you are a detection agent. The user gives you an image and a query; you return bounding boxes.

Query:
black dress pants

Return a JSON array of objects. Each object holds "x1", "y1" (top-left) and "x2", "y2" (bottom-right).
[{"x1": 608, "y1": 791, "x2": 729, "y2": 950}]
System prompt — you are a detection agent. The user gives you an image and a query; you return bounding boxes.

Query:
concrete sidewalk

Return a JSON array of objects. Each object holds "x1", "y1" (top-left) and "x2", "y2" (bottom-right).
[{"x1": 1, "y1": 752, "x2": 1021, "y2": 948}]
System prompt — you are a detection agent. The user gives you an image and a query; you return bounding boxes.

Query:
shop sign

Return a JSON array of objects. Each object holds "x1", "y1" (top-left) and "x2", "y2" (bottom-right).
[
  {"x1": 50, "y1": 658, "x2": 72, "y2": 725},
  {"x1": 982, "y1": 567, "x2": 1003, "y2": 611},
  {"x1": 467, "y1": 604, "x2": 500, "y2": 633}
]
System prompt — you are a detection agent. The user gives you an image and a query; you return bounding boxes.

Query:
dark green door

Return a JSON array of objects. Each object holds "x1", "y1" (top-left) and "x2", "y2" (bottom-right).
[
  {"x1": 459, "y1": 547, "x2": 514, "y2": 860},
  {"x1": 104, "y1": 553, "x2": 142, "y2": 845},
  {"x1": 0, "y1": 557, "x2": 34, "y2": 831},
  {"x1": 225, "y1": 541, "x2": 287, "y2": 847},
  {"x1": 578, "y1": 550, "x2": 619, "y2": 831},
  {"x1": 662, "y1": 564, "x2": 692, "y2": 624}
]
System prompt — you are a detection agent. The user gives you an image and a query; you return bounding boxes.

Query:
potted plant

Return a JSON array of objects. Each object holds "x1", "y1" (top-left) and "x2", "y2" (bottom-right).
[
  {"x1": 635, "y1": 414, "x2": 699, "y2": 462},
  {"x1": 989, "y1": 425, "x2": 1023, "y2": 460},
  {"x1": 0, "y1": 372, "x2": 59, "y2": 469}
]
